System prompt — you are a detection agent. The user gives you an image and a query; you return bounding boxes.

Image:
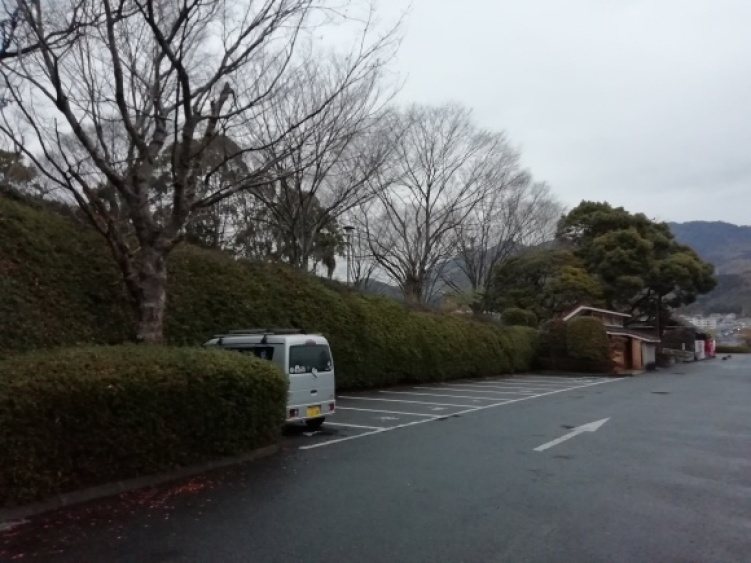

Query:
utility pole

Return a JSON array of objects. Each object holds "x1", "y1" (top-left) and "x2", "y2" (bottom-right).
[{"x1": 344, "y1": 225, "x2": 355, "y2": 286}]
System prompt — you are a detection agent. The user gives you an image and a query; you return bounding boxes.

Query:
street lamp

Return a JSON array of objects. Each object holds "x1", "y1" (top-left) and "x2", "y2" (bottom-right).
[{"x1": 343, "y1": 225, "x2": 355, "y2": 286}]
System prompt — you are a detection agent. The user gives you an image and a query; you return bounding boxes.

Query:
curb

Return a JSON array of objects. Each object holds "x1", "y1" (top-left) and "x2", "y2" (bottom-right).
[{"x1": 0, "y1": 443, "x2": 280, "y2": 525}]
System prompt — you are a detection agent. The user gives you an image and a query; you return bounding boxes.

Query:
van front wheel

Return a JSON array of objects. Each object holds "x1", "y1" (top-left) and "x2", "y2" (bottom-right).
[{"x1": 305, "y1": 417, "x2": 325, "y2": 430}]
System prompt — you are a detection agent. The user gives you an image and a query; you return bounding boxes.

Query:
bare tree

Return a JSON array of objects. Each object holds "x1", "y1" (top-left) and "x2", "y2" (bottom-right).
[
  {"x1": 365, "y1": 103, "x2": 507, "y2": 304},
  {"x1": 450, "y1": 172, "x2": 563, "y2": 313},
  {"x1": 246, "y1": 56, "x2": 398, "y2": 270},
  {"x1": 1, "y1": 0, "x2": 94, "y2": 60},
  {"x1": 0, "y1": 1, "x2": 19, "y2": 58},
  {"x1": 341, "y1": 202, "x2": 379, "y2": 288},
  {"x1": 0, "y1": 0, "x2": 397, "y2": 342}
]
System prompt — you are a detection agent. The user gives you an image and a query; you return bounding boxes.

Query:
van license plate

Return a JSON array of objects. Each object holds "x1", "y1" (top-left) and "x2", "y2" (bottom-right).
[{"x1": 306, "y1": 406, "x2": 321, "y2": 418}]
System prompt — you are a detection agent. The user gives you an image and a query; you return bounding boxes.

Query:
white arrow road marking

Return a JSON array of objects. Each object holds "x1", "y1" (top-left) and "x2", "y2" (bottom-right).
[
  {"x1": 430, "y1": 407, "x2": 447, "y2": 411},
  {"x1": 377, "y1": 416, "x2": 400, "y2": 421},
  {"x1": 0, "y1": 519, "x2": 28, "y2": 532},
  {"x1": 534, "y1": 418, "x2": 610, "y2": 452}
]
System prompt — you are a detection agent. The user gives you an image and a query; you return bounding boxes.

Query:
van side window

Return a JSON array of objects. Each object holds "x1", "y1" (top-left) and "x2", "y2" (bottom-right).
[
  {"x1": 230, "y1": 346, "x2": 275, "y2": 361},
  {"x1": 289, "y1": 345, "x2": 332, "y2": 373}
]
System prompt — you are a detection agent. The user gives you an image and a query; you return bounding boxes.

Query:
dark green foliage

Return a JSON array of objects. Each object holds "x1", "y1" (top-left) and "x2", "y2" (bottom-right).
[
  {"x1": 566, "y1": 317, "x2": 610, "y2": 362},
  {"x1": 501, "y1": 308, "x2": 529, "y2": 327},
  {"x1": 0, "y1": 345, "x2": 287, "y2": 506},
  {"x1": 500, "y1": 308, "x2": 539, "y2": 329},
  {"x1": 538, "y1": 319, "x2": 568, "y2": 358},
  {"x1": 0, "y1": 197, "x2": 133, "y2": 355},
  {"x1": 538, "y1": 317, "x2": 612, "y2": 373},
  {"x1": 523, "y1": 309, "x2": 539, "y2": 328},
  {"x1": 502, "y1": 327, "x2": 540, "y2": 372},
  {"x1": 558, "y1": 201, "x2": 717, "y2": 318},
  {"x1": 490, "y1": 249, "x2": 605, "y2": 321},
  {"x1": 165, "y1": 248, "x2": 536, "y2": 388},
  {"x1": 0, "y1": 195, "x2": 538, "y2": 389}
]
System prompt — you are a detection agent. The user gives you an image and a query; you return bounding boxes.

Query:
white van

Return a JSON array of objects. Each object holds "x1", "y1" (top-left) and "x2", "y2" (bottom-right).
[{"x1": 204, "y1": 328, "x2": 335, "y2": 429}]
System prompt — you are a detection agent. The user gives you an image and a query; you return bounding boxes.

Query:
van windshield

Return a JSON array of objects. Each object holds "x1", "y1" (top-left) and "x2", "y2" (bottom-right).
[{"x1": 289, "y1": 345, "x2": 332, "y2": 374}]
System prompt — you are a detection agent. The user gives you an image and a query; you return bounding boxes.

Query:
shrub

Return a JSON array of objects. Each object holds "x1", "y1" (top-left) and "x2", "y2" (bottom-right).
[
  {"x1": 0, "y1": 345, "x2": 287, "y2": 507},
  {"x1": 501, "y1": 308, "x2": 529, "y2": 327},
  {"x1": 523, "y1": 309, "x2": 539, "y2": 328},
  {"x1": 566, "y1": 317, "x2": 610, "y2": 362},
  {"x1": 503, "y1": 326, "x2": 540, "y2": 371},
  {"x1": 538, "y1": 319, "x2": 568, "y2": 358},
  {"x1": 715, "y1": 345, "x2": 750, "y2": 354},
  {"x1": 0, "y1": 195, "x2": 540, "y2": 389}
]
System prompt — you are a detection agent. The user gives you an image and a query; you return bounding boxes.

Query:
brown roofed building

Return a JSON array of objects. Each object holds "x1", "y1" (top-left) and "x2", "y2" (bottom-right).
[{"x1": 563, "y1": 305, "x2": 660, "y2": 373}]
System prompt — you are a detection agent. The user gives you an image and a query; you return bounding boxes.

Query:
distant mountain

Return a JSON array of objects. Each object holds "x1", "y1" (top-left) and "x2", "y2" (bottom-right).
[
  {"x1": 669, "y1": 221, "x2": 751, "y2": 315},
  {"x1": 668, "y1": 221, "x2": 751, "y2": 275},
  {"x1": 360, "y1": 278, "x2": 404, "y2": 301}
]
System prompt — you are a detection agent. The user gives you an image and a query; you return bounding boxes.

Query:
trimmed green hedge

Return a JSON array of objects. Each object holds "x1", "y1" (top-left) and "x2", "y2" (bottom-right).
[
  {"x1": 0, "y1": 196, "x2": 539, "y2": 389},
  {"x1": 165, "y1": 250, "x2": 538, "y2": 388},
  {"x1": 0, "y1": 345, "x2": 287, "y2": 506},
  {"x1": 0, "y1": 196, "x2": 132, "y2": 354},
  {"x1": 566, "y1": 317, "x2": 610, "y2": 362}
]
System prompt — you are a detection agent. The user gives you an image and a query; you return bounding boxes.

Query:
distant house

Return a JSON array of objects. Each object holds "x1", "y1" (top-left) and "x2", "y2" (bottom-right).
[{"x1": 563, "y1": 305, "x2": 660, "y2": 372}]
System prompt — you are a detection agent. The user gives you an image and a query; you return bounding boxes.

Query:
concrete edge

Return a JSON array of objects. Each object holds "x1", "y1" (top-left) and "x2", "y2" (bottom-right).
[{"x1": 0, "y1": 443, "x2": 280, "y2": 525}]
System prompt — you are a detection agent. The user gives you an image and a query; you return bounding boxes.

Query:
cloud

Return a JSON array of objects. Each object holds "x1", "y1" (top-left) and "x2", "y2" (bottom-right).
[{"x1": 381, "y1": 0, "x2": 751, "y2": 224}]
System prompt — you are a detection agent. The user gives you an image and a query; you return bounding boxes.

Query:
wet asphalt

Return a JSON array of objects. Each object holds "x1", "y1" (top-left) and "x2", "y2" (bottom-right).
[{"x1": 2, "y1": 357, "x2": 751, "y2": 562}]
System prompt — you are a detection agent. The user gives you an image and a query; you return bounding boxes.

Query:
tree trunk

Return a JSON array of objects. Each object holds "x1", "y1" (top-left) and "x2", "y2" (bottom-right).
[
  {"x1": 135, "y1": 248, "x2": 169, "y2": 344},
  {"x1": 655, "y1": 294, "x2": 663, "y2": 353},
  {"x1": 403, "y1": 275, "x2": 424, "y2": 305}
]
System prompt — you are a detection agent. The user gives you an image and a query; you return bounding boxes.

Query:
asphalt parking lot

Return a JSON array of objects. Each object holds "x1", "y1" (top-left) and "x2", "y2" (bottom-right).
[
  {"x1": 283, "y1": 374, "x2": 622, "y2": 449},
  {"x1": 5, "y1": 360, "x2": 751, "y2": 562}
]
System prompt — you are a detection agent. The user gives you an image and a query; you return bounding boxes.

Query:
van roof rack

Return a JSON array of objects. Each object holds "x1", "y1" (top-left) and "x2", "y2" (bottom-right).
[
  {"x1": 211, "y1": 328, "x2": 310, "y2": 342},
  {"x1": 225, "y1": 328, "x2": 306, "y2": 335}
]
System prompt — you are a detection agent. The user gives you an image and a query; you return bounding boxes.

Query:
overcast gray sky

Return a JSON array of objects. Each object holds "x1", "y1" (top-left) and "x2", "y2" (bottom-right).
[{"x1": 378, "y1": 0, "x2": 751, "y2": 224}]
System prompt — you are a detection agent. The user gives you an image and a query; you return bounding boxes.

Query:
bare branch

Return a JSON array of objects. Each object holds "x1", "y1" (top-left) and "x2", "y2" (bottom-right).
[
  {"x1": 365, "y1": 103, "x2": 504, "y2": 305},
  {"x1": 0, "y1": 0, "x2": 402, "y2": 341}
]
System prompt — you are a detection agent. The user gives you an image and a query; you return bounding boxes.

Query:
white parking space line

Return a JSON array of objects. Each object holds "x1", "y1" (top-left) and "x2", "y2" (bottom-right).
[
  {"x1": 450, "y1": 380, "x2": 574, "y2": 388},
  {"x1": 324, "y1": 422, "x2": 385, "y2": 430},
  {"x1": 442, "y1": 383, "x2": 552, "y2": 393},
  {"x1": 301, "y1": 378, "x2": 625, "y2": 450},
  {"x1": 507, "y1": 379, "x2": 597, "y2": 386},
  {"x1": 379, "y1": 391, "x2": 500, "y2": 401},
  {"x1": 510, "y1": 377, "x2": 602, "y2": 384},
  {"x1": 337, "y1": 396, "x2": 476, "y2": 408},
  {"x1": 474, "y1": 380, "x2": 580, "y2": 387},
  {"x1": 336, "y1": 407, "x2": 438, "y2": 418},
  {"x1": 415, "y1": 386, "x2": 532, "y2": 396}
]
